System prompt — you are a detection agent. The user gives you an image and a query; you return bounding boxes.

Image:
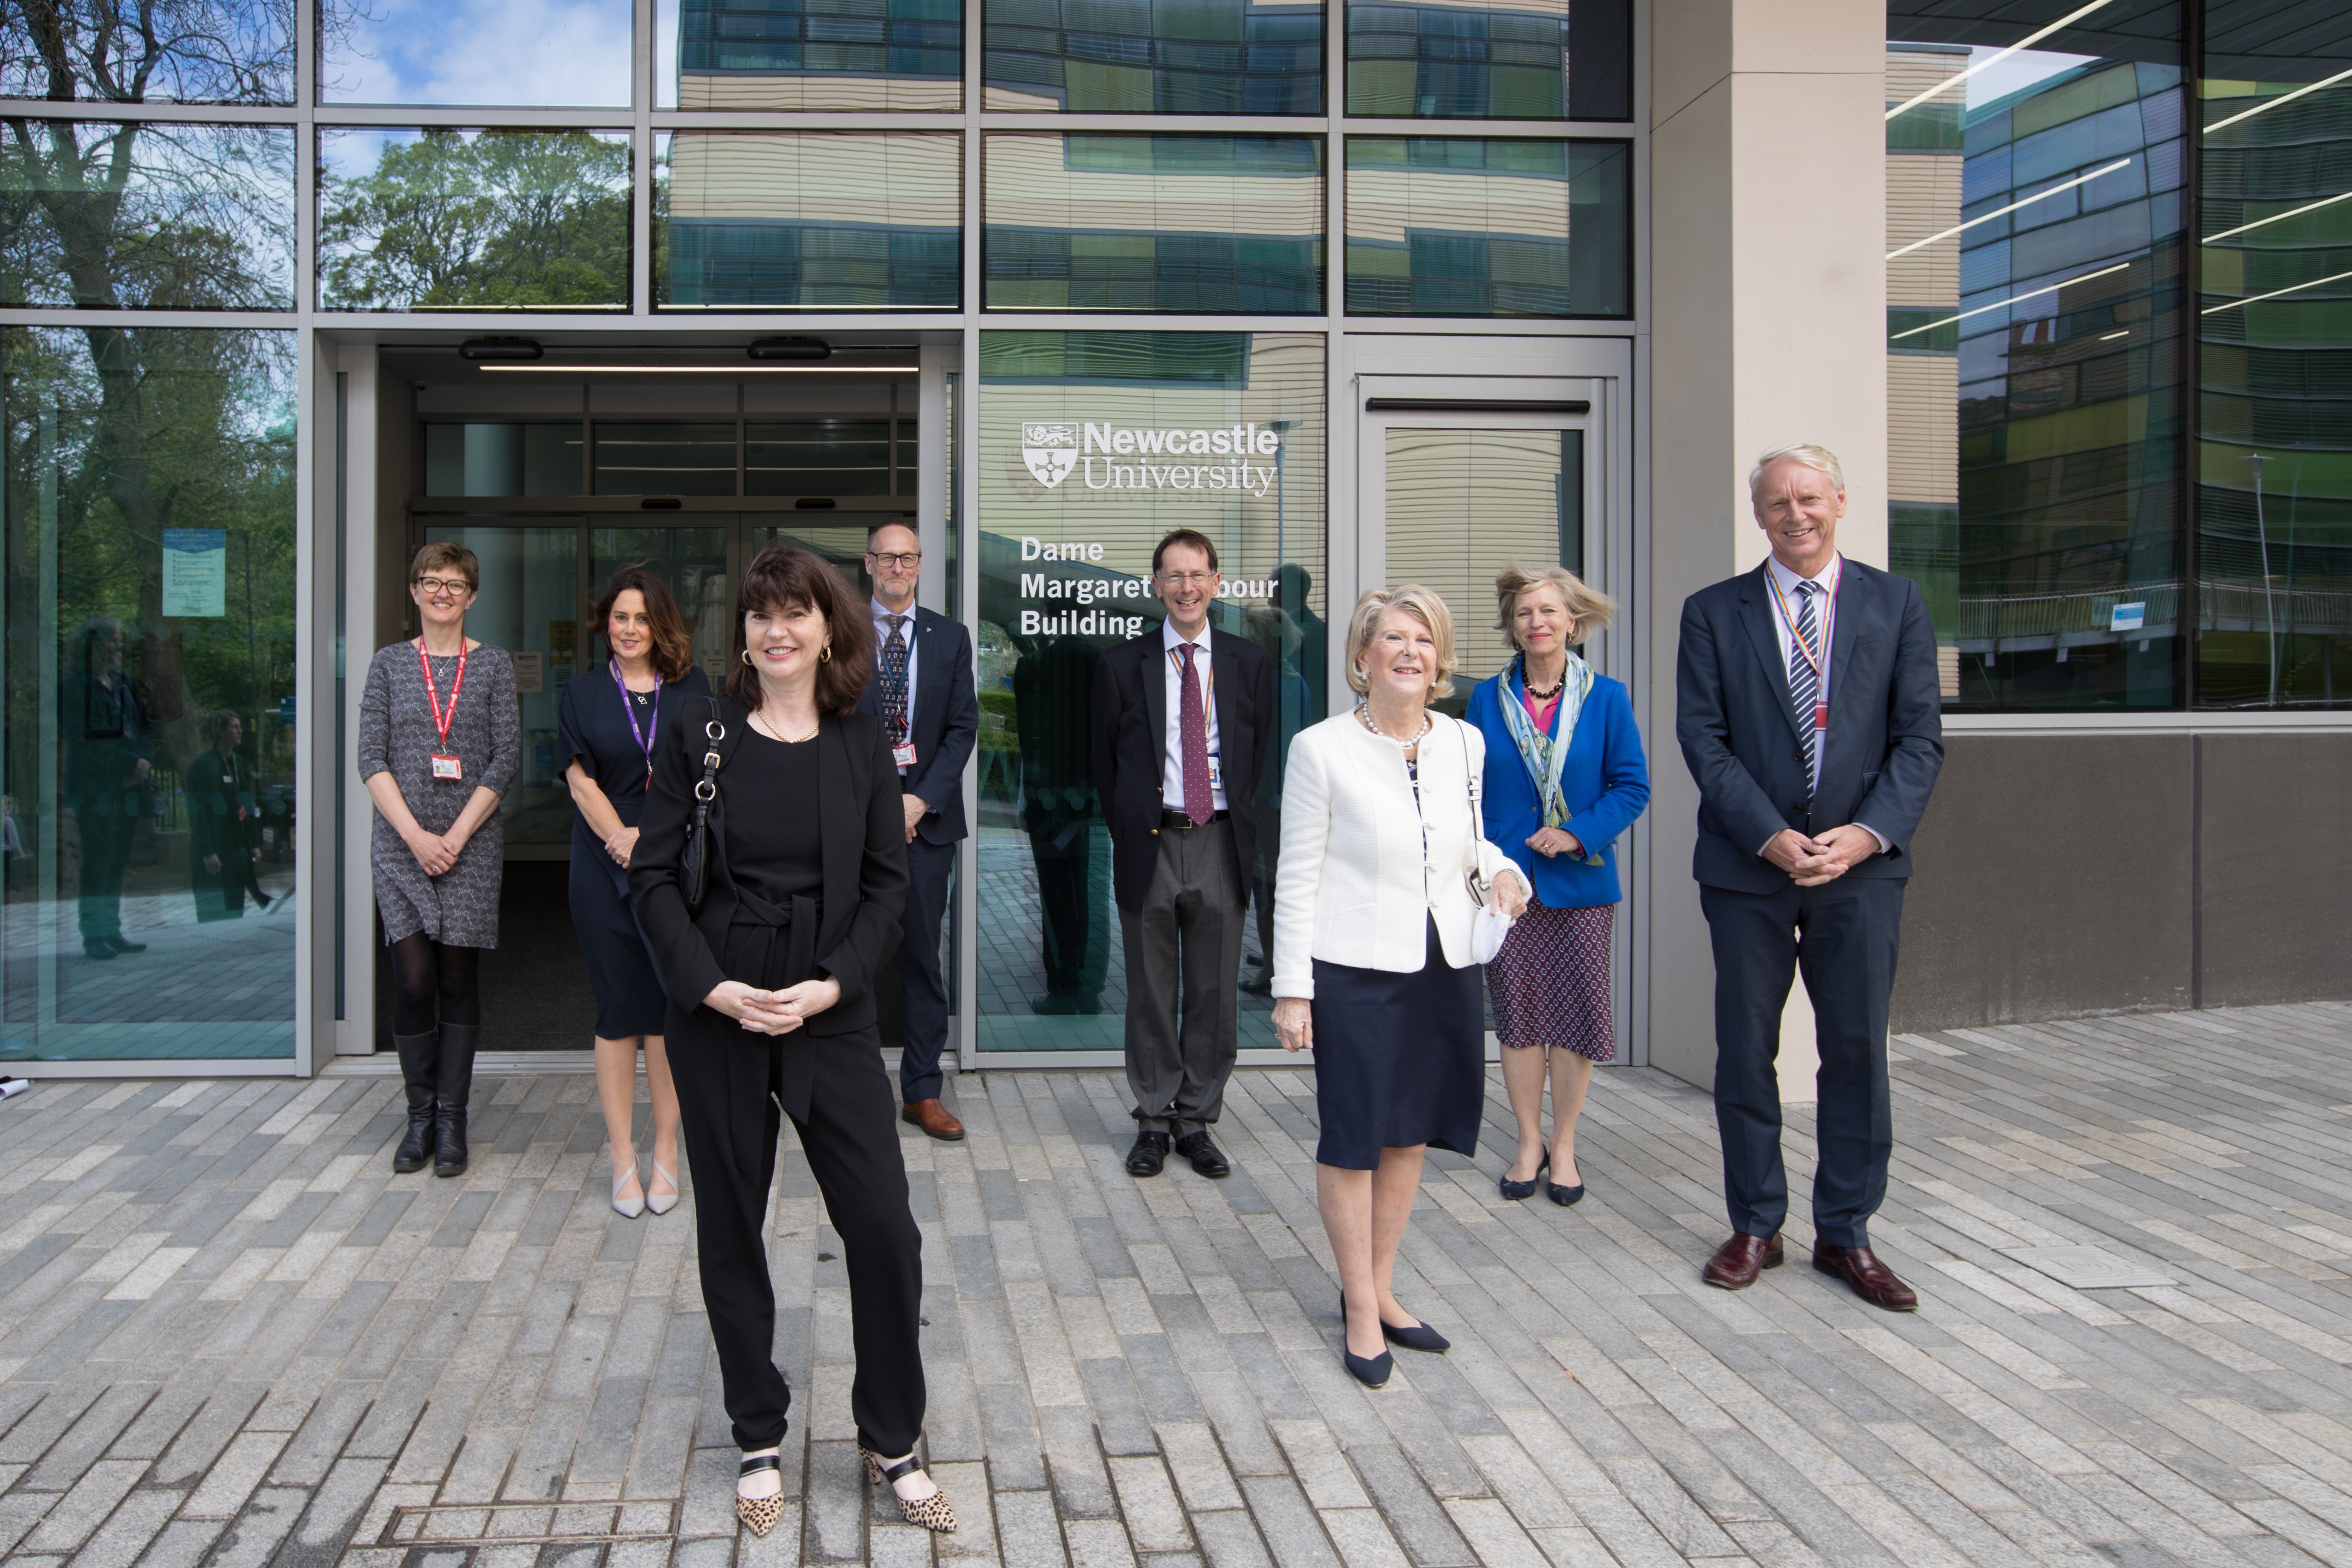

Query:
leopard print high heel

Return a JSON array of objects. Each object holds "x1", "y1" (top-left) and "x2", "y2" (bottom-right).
[
  {"x1": 736, "y1": 1452, "x2": 784, "y2": 1538},
  {"x1": 861, "y1": 1445, "x2": 957, "y2": 1533}
]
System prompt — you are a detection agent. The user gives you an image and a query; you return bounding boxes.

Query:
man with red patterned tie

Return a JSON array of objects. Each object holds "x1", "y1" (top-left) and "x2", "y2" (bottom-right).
[{"x1": 1091, "y1": 531, "x2": 1277, "y2": 1180}]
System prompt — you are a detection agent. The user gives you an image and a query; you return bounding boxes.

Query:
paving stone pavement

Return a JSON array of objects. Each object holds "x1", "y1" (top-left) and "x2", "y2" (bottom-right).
[{"x1": 8, "y1": 1001, "x2": 2352, "y2": 1565}]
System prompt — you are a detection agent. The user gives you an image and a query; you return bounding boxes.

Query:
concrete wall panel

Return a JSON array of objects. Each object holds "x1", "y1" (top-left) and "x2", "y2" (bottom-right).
[
  {"x1": 2198, "y1": 733, "x2": 2352, "y2": 1008},
  {"x1": 1893, "y1": 733, "x2": 2194, "y2": 1031}
]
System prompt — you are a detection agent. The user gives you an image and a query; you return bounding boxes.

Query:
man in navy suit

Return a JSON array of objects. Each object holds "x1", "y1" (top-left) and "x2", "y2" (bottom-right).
[
  {"x1": 1091, "y1": 530, "x2": 1275, "y2": 1180},
  {"x1": 857, "y1": 522, "x2": 980, "y2": 1141},
  {"x1": 1675, "y1": 444, "x2": 1943, "y2": 1311}
]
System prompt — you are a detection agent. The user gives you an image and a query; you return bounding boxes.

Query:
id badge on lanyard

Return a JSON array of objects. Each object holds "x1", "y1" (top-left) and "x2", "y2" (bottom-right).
[
  {"x1": 419, "y1": 641, "x2": 468, "y2": 782},
  {"x1": 893, "y1": 742, "x2": 918, "y2": 769}
]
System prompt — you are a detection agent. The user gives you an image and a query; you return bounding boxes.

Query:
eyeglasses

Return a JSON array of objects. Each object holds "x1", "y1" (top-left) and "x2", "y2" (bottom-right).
[
  {"x1": 1157, "y1": 571, "x2": 1218, "y2": 588},
  {"x1": 866, "y1": 551, "x2": 922, "y2": 569},
  {"x1": 414, "y1": 576, "x2": 473, "y2": 597}
]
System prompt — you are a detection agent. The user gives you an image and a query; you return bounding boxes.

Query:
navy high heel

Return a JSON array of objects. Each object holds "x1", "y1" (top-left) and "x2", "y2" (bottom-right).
[{"x1": 1499, "y1": 1151, "x2": 1548, "y2": 1202}]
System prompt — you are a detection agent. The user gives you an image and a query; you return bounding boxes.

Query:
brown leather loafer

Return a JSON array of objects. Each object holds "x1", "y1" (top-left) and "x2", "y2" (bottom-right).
[
  {"x1": 901, "y1": 1098, "x2": 966, "y2": 1141},
  {"x1": 1702, "y1": 1231, "x2": 1783, "y2": 1290},
  {"x1": 1812, "y1": 1243, "x2": 1918, "y2": 1312}
]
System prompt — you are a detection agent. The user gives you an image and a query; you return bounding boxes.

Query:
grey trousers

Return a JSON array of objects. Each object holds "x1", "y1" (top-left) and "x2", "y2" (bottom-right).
[{"x1": 1120, "y1": 817, "x2": 1246, "y2": 1136}]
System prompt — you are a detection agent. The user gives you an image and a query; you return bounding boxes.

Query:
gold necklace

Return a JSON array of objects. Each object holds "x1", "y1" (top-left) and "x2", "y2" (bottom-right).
[{"x1": 749, "y1": 707, "x2": 819, "y2": 744}]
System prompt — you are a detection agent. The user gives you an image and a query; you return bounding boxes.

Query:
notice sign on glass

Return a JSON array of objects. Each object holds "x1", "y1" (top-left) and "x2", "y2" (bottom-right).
[{"x1": 162, "y1": 530, "x2": 228, "y2": 617}]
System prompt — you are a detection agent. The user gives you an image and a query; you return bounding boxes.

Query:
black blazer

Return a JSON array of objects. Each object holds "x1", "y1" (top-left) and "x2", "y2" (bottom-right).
[
  {"x1": 1675, "y1": 559, "x2": 1944, "y2": 895},
  {"x1": 629, "y1": 695, "x2": 910, "y2": 1035},
  {"x1": 854, "y1": 604, "x2": 979, "y2": 846},
  {"x1": 1090, "y1": 627, "x2": 1275, "y2": 913}
]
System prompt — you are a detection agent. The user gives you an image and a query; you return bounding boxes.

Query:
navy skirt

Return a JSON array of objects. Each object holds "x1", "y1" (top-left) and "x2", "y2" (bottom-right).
[
  {"x1": 570, "y1": 843, "x2": 668, "y2": 1039},
  {"x1": 1309, "y1": 916, "x2": 1486, "y2": 1169}
]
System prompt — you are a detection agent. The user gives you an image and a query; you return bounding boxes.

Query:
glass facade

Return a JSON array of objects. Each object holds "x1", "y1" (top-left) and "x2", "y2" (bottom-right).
[
  {"x1": 984, "y1": 0, "x2": 1323, "y2": 113},
  {"x1": 984, "y1": 133, "x2": 1325, "y2": 312},
  {"x1": 1888, "y1": 0, "x2": 2352, "y2": 710},
  {"x1": 1345, "y1": 0, "x2": 1629, "y2": 120},
  {"x1": 0, "y1": 120, "x2": 297, "y2": 309},
  {"x1": 657, "y1": 132, "x2": 962, "y2": 309},
  {"x1": 321, "y1": 0, "x2": 636, "y2": 106},
  {"x1": 2199, "y1": 9, "x2": 2352, "y2": 707},
  {"x1": 2, "y1": 327, "x2": 299, "y2": 1062},
  {"x1": 975, "y1": 331, "x2": 1324, "y2": 1052},
  {"x1": 1, "y1": 5, "x2": 294, "y2": 104},
  {"x1": 1345, "y1": 136, "x2": 1627, "y2": 316},
  {"x1": 660, "y1": 0, "x2": 964, "y2": 109},
  {"x1": 318, "y1": 128, "x2": 633, "y2": 312}
]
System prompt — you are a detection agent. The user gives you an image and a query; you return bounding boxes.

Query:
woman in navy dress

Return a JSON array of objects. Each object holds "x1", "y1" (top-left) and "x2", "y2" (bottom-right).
[{"x1": 560, "y1": 567, "x2": 710, "y2": 1219}]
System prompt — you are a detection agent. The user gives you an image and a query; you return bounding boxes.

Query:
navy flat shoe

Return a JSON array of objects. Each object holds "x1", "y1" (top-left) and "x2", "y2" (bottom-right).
[
  {"x1": 1547, "y1": 1177, "x2": 1586, "y2": 1207},
  {"x1": 1499, "y1": 1151, "x2": 1547, "y2": 1202},
  {"x1": 1381, "y1": 1317, "x2": 1451, "y2": 1353},
  {"x1": 1337, "y1": 1294, "x2": 1393, "y2": 1387}
]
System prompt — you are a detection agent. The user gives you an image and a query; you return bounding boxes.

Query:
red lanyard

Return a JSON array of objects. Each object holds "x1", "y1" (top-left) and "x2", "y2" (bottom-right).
[{"x1": 414, "y1": 639, "x2": 468, "y2": 747}]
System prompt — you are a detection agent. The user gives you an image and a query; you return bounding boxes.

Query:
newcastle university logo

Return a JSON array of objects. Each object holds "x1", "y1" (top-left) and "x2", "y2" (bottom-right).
[{"x1": 1021, "y1": 422, "x2": 1078, "y2": 489}]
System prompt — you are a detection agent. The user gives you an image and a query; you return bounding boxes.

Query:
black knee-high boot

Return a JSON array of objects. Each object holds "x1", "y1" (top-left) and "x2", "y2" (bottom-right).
[
  {"x1": 392, "y1": 1031, "x2": 439, "y2": 1173},
  {"x1": 435, "y1": 1023, "x2": 478, "y2": 1177}
]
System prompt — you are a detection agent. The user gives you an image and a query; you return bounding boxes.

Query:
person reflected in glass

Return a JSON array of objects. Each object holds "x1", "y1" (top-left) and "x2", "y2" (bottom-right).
[
  {"x1": 630, "y1": 545, "x2": 953, "y2": 1540},
  {"x1": 61, "y1": 617, "x2": 153, "y2": 962},
  {"x1": 188, "y1": 710, "x2": 270, "y2": 922},
  {"x1": 1465, "y1": 566, "x2": 1649, "y2": 1206},
  {"x1": 1015, "y1": 631, "x2": 1107, "y2": 1014},
  {"x1": 559, "y1": 568, "x2": 708, "y2": 1220},
  {"x1": 1271, "y1": 588, "x2": 1529, "y2": 1387},
  {"x1": 360, "y1": 544, "x2": 520, "y2": 1179}
]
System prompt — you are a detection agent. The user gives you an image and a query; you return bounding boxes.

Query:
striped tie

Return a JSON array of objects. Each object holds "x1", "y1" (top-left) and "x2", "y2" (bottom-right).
[{"x1": 1789, "y1": 582, "x2": 1821, "y2": 798}]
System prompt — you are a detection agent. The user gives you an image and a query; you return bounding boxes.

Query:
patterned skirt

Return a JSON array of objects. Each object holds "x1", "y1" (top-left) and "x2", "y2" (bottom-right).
[{"x1": 1486, "y1": 900, "x2": 1615, "y2": 1062}]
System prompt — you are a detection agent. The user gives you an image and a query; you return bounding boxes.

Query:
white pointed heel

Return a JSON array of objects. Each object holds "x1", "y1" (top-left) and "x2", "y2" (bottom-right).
[
  {"x1": 611, "y1": 1160, "x2": 646, "y2": 1219},
  {"x1": 646, "y1": 1160, "x2": 679, "y2": 1216}
]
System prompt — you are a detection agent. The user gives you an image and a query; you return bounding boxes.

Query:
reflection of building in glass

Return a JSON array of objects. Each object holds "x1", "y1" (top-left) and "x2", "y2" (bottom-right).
[
  {"x1": 660, "y1": 132, "x2": 961, "y2": 308},
  {"x1": 1345, "y1": 138, "x2": 1627, "y2": 316},
  {"x1": 674, "y1": 0, "x2": 962, "y2": 110},
  {"x1": 984, "y1": 0, "x2": 1322, "y2": 112},
  {"x1": 984, "y1": 135, "x2": 1323, "y2": 313},
  {"x1": 1345, "y1": 0, "x2": 1630, "y2": 119},
  {"x1": 1885, "y1": 43, "x2": 2186, "y2": 707},
  {"x1": 2198, "y1": 36, "x2": 2352, "y2": 707}
]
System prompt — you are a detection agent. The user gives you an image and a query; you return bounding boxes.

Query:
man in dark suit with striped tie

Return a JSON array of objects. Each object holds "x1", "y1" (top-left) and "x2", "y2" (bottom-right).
[
  {"x1": 857, "y1": 522, "x2": 979, "y2": 1141},
  {"x1": 1674, "y1": 444, "x2": 1944, "y2": 1312}
]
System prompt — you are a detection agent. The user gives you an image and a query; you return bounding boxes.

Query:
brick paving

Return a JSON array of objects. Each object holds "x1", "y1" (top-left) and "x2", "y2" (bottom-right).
[{"x1": 5, "y1": 1001, "x2": 2352, "y2": 1564}]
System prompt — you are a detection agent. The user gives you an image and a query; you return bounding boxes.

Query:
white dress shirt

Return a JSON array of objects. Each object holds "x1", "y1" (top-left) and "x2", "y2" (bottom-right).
[
  {"x1": 871, "y1": 596, "x2": 919, "y2": 773},
  {"x1": 1760, "y1": 553, "x2": 1886, "y2": 853},
  {"x1": 1159, "y1": 618, "x2": 1227, "y2": 812}
]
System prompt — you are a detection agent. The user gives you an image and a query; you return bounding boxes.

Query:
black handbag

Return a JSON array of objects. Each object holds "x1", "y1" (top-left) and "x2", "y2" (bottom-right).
[{"x1": 679, "y1": 697, "x2": 726, "y2": 913}]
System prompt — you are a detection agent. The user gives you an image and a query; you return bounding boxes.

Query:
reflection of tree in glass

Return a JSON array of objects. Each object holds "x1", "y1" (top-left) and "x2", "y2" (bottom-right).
[
  {"x1": 0, "y1": 0, "x2": 299, "y2": 103},
  {"x1": 4, "y1": 326, "x2": 297, "y2": 785},
  {"x1": 318, "y1": 130, "x2": 630, "y2": 310}
]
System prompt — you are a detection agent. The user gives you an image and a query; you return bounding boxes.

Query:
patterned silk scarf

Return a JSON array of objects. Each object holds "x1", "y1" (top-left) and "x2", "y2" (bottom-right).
[{"x1": 1501, "y1": 651, "x2": 1602, "y2": 864}]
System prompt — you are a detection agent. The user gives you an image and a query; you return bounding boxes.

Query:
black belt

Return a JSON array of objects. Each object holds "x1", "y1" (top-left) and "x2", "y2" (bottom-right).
[
  {"x1": 725, "y1": 886, "x2": 818, "y2": 991},
  {"x1": 1160, "y1": 808, "x2": 1229, "y2": 830}
]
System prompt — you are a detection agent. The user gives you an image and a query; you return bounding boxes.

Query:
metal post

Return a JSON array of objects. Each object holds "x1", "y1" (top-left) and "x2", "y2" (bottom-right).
[{"x1": 2248, "y1": 452, "x2": 2275, "y2": 704}]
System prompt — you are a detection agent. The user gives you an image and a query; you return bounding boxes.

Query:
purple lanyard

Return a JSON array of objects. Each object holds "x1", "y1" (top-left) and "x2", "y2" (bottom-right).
[{"x1": 611, "y1": 660, "x2": 662, "y2": 783}]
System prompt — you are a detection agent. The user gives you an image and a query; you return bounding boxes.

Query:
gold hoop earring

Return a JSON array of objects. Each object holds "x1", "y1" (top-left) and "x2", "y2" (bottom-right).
[
  {"x1": 819, "y1": 645, "x2": 832, "y2": 664},
  {"x1": 741, "y1": 649, "x2": 753, "y2": 666}
]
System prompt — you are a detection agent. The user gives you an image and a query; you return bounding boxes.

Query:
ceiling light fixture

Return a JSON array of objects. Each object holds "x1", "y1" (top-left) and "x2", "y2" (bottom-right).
[
  {"x1": 1888, "y1": 262, "x2": 2130, "y2": 341},
  {"x1": 478, "y1": 363, "x2": 918, "y2": 374},
  {"x1": 457, "y1": 336, "x2": 544, "y2": 362},
  {"x1": 1885, "y1": 0, "x2": 2119, "y2": 122},
  {"x1": 748, "y1": 336, "x2": 830, "y2": 361}
]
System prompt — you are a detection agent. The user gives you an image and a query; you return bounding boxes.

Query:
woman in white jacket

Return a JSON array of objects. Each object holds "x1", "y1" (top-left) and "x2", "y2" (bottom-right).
[{"x1": 1272, "y1": 586, "x2": 1529, "y2": 1387}]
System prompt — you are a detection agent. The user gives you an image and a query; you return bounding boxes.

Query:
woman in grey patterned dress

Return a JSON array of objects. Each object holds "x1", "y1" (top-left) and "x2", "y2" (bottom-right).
[{"x1": 360, "y1": 542, "x2": 519, "y2": 1178}]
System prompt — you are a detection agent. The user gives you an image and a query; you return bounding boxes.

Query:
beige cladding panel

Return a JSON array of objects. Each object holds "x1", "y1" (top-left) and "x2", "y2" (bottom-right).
[
  {"x1": 1888, "y1": 353, "x2": 1958, "y2": 505},
  {"x1": 1887, "y1": 155, "x2": 1961, "y2": 307},
  {"x1": 1345, "y1": 165, "x2": 1572, "y2": 246},
  {"x1": 1884, "y1": 49, "x2": 1965, "y2": 105},
  {"x1": 983, "y1": 136, "x2": 1323, "y2": 239},
  {"x1": 668, "y1": 133, "x2": 961, "y2": 226},
  {"x1": 677, "y1": 74, "x2": 962, "y2": 110},
  {"x1": 978, "y1": 335, "x2": 1326, "y2": 593}
]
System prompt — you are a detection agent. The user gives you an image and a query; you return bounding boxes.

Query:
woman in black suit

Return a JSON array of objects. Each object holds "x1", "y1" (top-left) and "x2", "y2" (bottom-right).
[{"x1": 630, "y1": 545, "x2": 954, "y2": 1540}]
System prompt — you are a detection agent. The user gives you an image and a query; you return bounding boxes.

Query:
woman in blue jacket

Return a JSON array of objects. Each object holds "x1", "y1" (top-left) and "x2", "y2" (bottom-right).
[{"x1": 1465, "y1": 565, "x2": 1649, "y2": 1207}]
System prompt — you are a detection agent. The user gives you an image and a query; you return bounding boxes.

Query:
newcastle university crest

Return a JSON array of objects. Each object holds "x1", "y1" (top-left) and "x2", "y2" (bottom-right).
[{"x1": 1021, "y1": 422, "x2": 1077, "y2": 489}]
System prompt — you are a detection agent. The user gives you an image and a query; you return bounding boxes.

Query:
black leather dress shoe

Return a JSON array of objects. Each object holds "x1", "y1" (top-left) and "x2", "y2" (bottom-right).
[
  {"x1": 1126, "y1": 1131, "x2": 1170, "y2": 1177},
  {"x1": 1174, "y1": 1131, "x2": 1230, "y2": 1178},
  {"x1": 107, "y1": 936, "x2": 147, "y2": 953}
]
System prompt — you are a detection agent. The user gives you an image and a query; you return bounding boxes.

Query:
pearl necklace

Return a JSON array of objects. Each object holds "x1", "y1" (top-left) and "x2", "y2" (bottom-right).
[{"x1": 1354, "y1": 701, "x2": 1430, "y2": 748}]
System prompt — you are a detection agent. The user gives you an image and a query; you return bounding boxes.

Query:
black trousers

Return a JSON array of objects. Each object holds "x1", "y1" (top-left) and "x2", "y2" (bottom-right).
[
  {"x1": 1701, "y1": 877, "x2": 1904, "y2": 1251},
  {"x1": 897, "y1": 838, "x2": 954, "y2": 1103},
  {"x1": 1029, "y1": 817, "x2": 1106, "y2": 1000},
  {"x1": 668, "y1": 1014, "x2": 927, "y2": 1454},
  {"x1": 75, "y1": 807, "x2": 138, "y2": 944}
]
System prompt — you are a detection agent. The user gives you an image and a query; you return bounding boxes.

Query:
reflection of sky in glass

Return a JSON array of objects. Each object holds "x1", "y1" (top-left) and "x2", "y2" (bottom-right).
[
  {"x1": 0, "y1": 122, "x2": 296, "y2": 308},
  {"x1": 320, "y1": 0, "x2": 633, "y2": 105}
]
